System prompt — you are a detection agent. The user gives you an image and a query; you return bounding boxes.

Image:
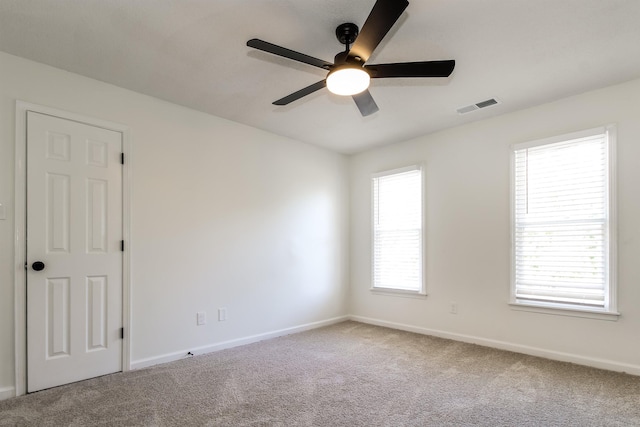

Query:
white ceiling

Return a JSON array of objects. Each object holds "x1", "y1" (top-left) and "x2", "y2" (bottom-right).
[{"x1": 2, "y1": 0, "x2": 640, "y2": 153}]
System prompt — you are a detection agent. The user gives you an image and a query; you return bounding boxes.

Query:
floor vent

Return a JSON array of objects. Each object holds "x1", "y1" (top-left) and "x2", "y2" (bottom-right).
[{"x1": 457, "y1": 98, "x2": 499, "y2": 114}]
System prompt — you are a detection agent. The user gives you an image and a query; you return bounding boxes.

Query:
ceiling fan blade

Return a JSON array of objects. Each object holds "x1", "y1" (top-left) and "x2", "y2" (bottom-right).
[
  {"x1": 348, "y1": 0, "x2": 409, "y2": 63},
  {"x1": 366, "y1": 60, "x2": 455, "y2": 78},
  {"x1": 273, "y1": 80, "x2": 327, "y2": 105},
  {"x1": 352, "y1": 90, "x2": 379, "y2": 117},
  {"x1": 247, "y1": 39, "x2": 333, "y2": 70}
]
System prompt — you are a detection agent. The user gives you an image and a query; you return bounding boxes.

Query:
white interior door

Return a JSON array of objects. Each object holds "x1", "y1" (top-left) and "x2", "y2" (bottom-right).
[{"x1": 26, "y1": 111, "x2": 123, "y2": 392}]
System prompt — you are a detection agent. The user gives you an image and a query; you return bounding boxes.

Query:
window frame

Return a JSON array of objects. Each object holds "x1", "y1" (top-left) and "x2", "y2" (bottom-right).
[
  {"x1": 370, "y1": 164, "x2": 426, "y2": 296},
  {"x1": 509, "y1": 125, "x2": 619, "y2": 320}
]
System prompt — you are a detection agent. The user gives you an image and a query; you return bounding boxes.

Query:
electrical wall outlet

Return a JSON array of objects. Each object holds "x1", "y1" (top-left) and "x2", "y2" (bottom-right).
[
  {"x1": 218, "y1": 308, "x2": 227, "y2": 322},
  {"x1": 197, "y1": 311, "x2": 207, "y2": 325},
  {"x1": 450, "y1": 302, "x2": 458, "y2": 314}
]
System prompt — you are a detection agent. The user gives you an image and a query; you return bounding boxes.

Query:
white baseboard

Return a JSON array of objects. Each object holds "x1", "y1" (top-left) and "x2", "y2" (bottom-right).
[
  {"x1": 0, "y1": 386, "x2": 16, "y2": 401},
  {"x1": 349, "y1": 315, "x2": 640, "y2": 376},
  {"x1": 131, "y1": 315, "x2": 349, "y2": 370}
]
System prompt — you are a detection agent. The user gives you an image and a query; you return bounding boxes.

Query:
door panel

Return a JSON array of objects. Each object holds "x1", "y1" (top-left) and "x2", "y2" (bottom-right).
[{"x1": 27, "y1": 111, "x2": 123, "y2": 392}]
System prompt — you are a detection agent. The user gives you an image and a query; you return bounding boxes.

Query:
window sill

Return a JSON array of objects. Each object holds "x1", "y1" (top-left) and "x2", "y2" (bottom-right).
[
  {"x1": 510, "y1": 302, "x2": 620, "y2": 321},
  {"x1": 370, "y1": 287, "x2": 427, "y2": 299}
]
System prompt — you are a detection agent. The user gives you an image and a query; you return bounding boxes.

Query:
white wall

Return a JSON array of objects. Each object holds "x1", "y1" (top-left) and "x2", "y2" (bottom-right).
[
  {"x1": 350, "y1": 78, "x2": 640, "y2": 373},
  {"x1": 0, "y1": 52, "x2": 349, "y2": 395}
]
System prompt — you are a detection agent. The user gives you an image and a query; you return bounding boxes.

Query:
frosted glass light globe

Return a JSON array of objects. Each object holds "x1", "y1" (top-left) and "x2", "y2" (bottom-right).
[{"x1": 326, "y1": 67, "x2": 370, "y2": 96}]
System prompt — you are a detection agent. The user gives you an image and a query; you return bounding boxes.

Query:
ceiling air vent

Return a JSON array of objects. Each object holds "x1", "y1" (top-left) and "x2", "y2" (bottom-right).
[{"x1": 456, "y1": 98, "x2": 500, "y2": 115}]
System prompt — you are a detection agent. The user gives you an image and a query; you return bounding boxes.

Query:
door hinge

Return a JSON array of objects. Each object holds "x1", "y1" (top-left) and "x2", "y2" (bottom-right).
[
  {"x1": 120, "y1": 327, "x2": 124, "y2": 339},
  {"x1": 121, "y1": 240, "x2": 125, "y2": 251},
  {"x1": 120, "y1": 153, "x2": 125, "y2": 165}
]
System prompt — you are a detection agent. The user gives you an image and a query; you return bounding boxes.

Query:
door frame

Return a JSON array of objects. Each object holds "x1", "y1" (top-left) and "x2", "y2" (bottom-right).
[{"x1": 13, "y1": 101, "x2": 132, "y2": 396}]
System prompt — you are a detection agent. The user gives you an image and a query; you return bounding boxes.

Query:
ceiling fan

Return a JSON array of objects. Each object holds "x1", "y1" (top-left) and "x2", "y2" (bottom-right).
[{"x1": 246, "y1": 0, "x2": 455, "y2": 117}]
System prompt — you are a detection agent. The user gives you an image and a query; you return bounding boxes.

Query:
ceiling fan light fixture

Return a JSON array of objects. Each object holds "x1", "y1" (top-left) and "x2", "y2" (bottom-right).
[{"x1": 326, "y1": 66, "x2": 370, "y2": 96}]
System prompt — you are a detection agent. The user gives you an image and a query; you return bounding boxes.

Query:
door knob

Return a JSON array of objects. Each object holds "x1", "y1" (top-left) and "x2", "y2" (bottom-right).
[{"x1": 32, "y1": 261, "x2": 45, "y2": 271}]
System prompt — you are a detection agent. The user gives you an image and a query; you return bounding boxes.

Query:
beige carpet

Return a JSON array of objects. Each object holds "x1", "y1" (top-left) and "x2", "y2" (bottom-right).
[{"x1": 1, "y1": 321, "x2": 639, "y2": 426}]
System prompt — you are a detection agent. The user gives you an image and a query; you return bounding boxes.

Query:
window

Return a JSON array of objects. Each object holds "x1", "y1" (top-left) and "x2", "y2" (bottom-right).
[
  {"x1": 372, "y1": 166, "x2": 424, "y2": 294},
  {"x1": 511, "y1": 126, "x2": 617, "y2": 315}
]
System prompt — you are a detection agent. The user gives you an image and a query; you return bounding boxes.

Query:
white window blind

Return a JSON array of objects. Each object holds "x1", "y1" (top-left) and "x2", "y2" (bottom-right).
[
  {"x1": 372, "y1": 166, "x2": 423, "y2": 292},
  {"x1": 513, "y1": 129, "x2": 613, "y2": 310}
]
